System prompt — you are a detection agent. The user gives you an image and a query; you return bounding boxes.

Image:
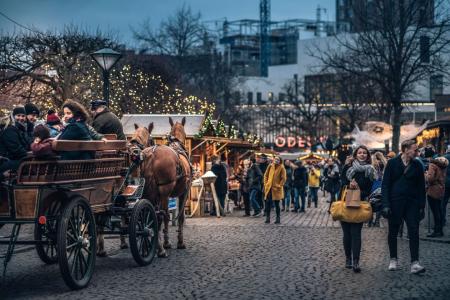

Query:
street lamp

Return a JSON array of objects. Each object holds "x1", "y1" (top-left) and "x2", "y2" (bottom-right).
[{"x1": 90, "y1": 48, "x2": 122, "y2": 107}]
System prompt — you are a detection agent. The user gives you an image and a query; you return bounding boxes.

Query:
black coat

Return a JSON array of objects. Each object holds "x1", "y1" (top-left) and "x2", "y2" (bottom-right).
[
  {"x1": 341, "y1": 164, "x2": 374, "y2": 200},
  {"x1": 293, "y1": 166, "x2": 308, "y2": 189},
  {"x1": 324, "y1": 164, "x2": 341, "y2": 194},
  {"x1": 0, "y1": 123, "x2": 30, "y2": 160},
  {"x1": 211, "y1": 163, "x2": 228, "y2": 196},
  {"x1": 284, "y1": 166, "x2": 293, "y2": 189},
  {"x1": 246, "y1": 164, "x2": 263, "y2": 191},
  {"x1": 92, "y1": 109, "x2": 126, "y2": 140},
  {"x1": 381, "y1": 156, "x2": 426, "y2": 211},
  {"x1": 58, "y1": 119, "x2": 94, "y2": 160}
]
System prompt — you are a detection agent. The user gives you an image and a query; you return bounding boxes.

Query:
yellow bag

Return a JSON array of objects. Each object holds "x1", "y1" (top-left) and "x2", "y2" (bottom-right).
[{"x1": 330, "y1": 187, "x2": 373, "y2": 223}]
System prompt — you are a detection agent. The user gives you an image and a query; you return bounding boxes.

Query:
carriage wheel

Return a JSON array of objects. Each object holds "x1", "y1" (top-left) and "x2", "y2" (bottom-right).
[
  {"x1": 57, "y1": 196, "x2": 96, "y2": 290},
  {"x1": 35, "y1": 200, "x2": 61, "y2": 264},
  {"x1": 129, "y1": 199, "x2": 158, "y2": 266}
]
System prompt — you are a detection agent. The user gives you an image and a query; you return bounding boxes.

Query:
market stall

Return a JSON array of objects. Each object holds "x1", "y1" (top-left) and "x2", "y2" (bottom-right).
[{"x1": 415, "y1": 120, "x2": 450, "y2": 154}]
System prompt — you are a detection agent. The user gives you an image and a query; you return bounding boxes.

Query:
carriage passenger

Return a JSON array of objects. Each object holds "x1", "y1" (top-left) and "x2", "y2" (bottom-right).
[
  {"x1": 58, "y1": 100, "x2": 95, "y2": 160},
  {"x1": 31, "y1": 124, "x2": 57, "y2": 158},
  {"x1": 46, "y1": 109, "x2": 63, "y2": 138}
]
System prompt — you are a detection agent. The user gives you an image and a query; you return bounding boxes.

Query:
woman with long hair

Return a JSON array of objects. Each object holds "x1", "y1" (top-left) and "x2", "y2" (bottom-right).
[
  {"x1": 340, "y1": 145, "x2": 376, "y2": 273},
  {"x1": 369, "y1": 152, "x2": 387, "y2": 227},
  {"x1": 58, "y1": 99, "x2": 94, "y2": 160}
]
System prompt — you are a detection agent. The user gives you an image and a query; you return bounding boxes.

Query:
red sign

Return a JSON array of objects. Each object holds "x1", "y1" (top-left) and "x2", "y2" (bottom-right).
[{"x1": 275, "y1": 136, "x2": 327, "y2": 148}]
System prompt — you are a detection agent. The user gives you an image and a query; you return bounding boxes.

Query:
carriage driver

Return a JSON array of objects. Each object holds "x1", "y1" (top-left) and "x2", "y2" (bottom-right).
[{"x1": 90, "y1": 100, "x2": 126, "y2": 140}]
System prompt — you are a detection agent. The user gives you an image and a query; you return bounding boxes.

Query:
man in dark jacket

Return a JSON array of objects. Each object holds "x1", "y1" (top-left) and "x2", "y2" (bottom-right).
[
  {"x1": 283, "y1": 159, "x2": 293, "y2": 211},
  {"x1": 0, "y1": 106, "x2": 31, "y2": 176},
  {"x1": 442, "y1": 146, "x2": 450, "y2": 227},
  {"x1": 247, "y1": 156, "x2": 263, "y2": 216},
  {"x1": 211, "y1": 155, "x2": 228, "y2": 216},
  {"x1": 292, "y1": 160, "x2": 308, "y2": 212},
  {"x1": 381, "y1": 139, "x2": 426, "y2": 274},
  {"x1": 90, "y1": 100, "x2": 126, "y2": 140},
  {"x1": 24, "y1": 102, "x2": 40, "y2": 141}
]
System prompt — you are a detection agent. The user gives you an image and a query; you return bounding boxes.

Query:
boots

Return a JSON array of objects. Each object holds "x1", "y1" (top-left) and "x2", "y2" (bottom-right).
[
  {"x1": 275, "y1": 216, "x2": 280, "y2": 224},
  {"x1": 353, "y1": 258, "x2": 361, "y2": 273},
  {"x1": 265, "y1": 209, "x2": 270, "y2": 223},
  {"x1": 345, "y1": 257, "x2": 352, "y2": 269}
]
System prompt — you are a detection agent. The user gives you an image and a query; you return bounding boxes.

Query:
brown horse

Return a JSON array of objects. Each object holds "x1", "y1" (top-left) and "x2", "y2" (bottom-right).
[
  {"x1": 136, "y1": 117, "x2": 192, "y2": 257},
  {"x1": 96, "y1": 123, "x2": 154, "y2": 257}
]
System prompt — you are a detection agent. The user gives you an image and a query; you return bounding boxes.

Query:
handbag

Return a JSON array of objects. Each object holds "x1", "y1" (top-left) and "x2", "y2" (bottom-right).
[
  {"x1": 330, "y1": 187, "x2": 373, "y2": 223},
  {"x1": 345, "y1": 187, "x2": 361, "y2": 208}
]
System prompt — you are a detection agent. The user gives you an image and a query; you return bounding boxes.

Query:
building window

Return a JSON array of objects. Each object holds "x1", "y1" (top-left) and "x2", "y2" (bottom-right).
[
  {"x1": 430, "y1": 74, "x2": 443, "y2": 100},
  {"x1": 257, "y1": 92, "x2": 262, "y2": 104},
  {"x1": 247, "y1": 92, "x2": 253, "y2": 105},
  {"x1": 278, "y1": 93, "x2": 286, "y2": 102},
  {"x1": 234, "y1": 91, "x2": 240, "y2": 104},
  {"x1": 268, "y1": 92, "x2": 274, "y2": 102},
  {"x1": 420, "y1": 36, "x2": 430, "y2": 63}
]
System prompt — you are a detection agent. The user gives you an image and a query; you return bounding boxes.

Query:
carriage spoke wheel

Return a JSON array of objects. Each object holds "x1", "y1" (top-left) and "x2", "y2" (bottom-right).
[
  {"x1": 129, "y1": 199, "x2": 158, "y2": 266},
  {"x1": 35, "y1": 200, "x2": 61, "y2": 264},
  {"x1": 57, "y1": 196, "x2": 96, "y2": 290}
]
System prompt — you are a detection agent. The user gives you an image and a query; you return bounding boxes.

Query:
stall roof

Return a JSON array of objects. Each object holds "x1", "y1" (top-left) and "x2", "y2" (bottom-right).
[{"x1": 121, "y1": 114, "x2": 204, "y2": 137}]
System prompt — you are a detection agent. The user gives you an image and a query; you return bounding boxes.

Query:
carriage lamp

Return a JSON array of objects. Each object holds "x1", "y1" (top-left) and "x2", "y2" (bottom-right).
[{"x1": 90, "y1": 48, "x2": 122, "y2": 107}]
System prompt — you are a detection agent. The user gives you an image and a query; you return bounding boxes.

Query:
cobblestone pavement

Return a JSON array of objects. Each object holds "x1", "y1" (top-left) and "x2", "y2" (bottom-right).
[{"x1": 1, "y1": 197, "x2": 450, "y2": 299}]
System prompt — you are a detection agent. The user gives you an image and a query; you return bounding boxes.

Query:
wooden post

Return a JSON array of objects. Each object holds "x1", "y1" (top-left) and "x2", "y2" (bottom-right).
[{"x1": 210, "y1": 182, "x2": 221, "y2": 218}]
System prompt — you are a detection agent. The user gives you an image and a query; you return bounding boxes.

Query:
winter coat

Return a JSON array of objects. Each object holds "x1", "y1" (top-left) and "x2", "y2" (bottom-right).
[
  {"x1": 381, "y1": 155, "x2": 426, "y2": 211},
  {"x1": 341, "y1": 163, "x2": 374, "y2": 200},
  {"x1": 324, "y1": 164, "x2": 341, "y2": 193},
  {"x1": 308, "y1": 168, "x2": 321, "y2": 187},
  {"x1": 211, "y1": 162, "x2": 228, "y2": 196},
  {"x1": 246, "y1": 163, "x2": 263, "y2": 191},
  {"x1": 293, "y1": 165, "x2": 308, "y2": 189},
  {"x1": 264, "y1": 163, "x2": 287, "y2": 201},
  {"x1": 47, "y1": 125, "x2": 61, "y2": 138},
  {"x1": 233, "y1": 166, "x2": 249, "y2": 193},
  {"x1": 57, "y1": 118, "x2": 94, "y2": 160},
  {"x1": 0, "y1": 122, "x2": 30, "y2": 161},
  {"x1": 87, "y1": 124, "x2": 104, "y2": 141},
  {"x1": 426, "y1": 158, "x2": 447, "y2": 200},
  {"x1": 284, "y1": 166, "x2": 293, "y2": 189},
  {"x1": 31, "y1": 138, "x2": 56, "y2": 158},
  {"x1": 92, "y1": 108, "x2": 126, "y2": 140}
]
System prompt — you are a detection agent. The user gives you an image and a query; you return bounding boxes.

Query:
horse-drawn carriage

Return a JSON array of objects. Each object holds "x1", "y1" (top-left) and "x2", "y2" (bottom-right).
[{"x1": 0, "y1": 139, "x2": 158, "y2": 290}]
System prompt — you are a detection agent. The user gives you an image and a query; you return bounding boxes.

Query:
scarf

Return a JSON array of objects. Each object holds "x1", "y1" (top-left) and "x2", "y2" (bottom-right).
[{"x1": 346, "y1": 159, "x2": 376, "y2": 182}]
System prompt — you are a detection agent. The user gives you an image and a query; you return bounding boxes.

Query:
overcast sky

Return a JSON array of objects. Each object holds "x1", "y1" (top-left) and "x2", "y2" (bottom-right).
[{"x1": 0, "y1": 0, "x2": 335, "y2": 47}]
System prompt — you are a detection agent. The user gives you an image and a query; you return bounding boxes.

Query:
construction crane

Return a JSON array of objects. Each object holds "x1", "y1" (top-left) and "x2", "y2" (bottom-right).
[{"x1": 260, "y1": 0, "x2": 270, "y2": 77}]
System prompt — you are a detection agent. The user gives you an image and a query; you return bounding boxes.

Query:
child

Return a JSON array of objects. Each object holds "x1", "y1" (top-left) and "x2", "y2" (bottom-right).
[
  {"x1": 31, "y1": 124, "x2": 56, "y2": 158},
  {"x1": 46, "y1": 109, "x2": 63, "y2": 138}
]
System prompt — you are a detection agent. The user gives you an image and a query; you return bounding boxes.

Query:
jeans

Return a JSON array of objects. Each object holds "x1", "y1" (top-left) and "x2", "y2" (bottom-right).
[
  {"x1": 265, "y1": 193, "x2": 281, "y2": 219},
  {"x1": 283, "y1": 186, "x2": 291, "y2": 209},
  {"x1": 388, "y1": 202, "x2": 420, "y2": 262},
  {"x1": 250, "y1": 189, "x2": 261, "y2": 214},
  {"x1": 242, "y1": 192, "x2": 250, "y2": 215},
  {"x1": 428, "y1": 196, "x2": 443, "y2": 233},
  {"x1": 443, "y1": 188, "x2": 450, "y2": 226},
  {"x1": 293, "y1": 187, "x2": 306, "y2": 211},
  {"x1": 341, "y1": 221, "x2": 363, "y2": 260},
  {"x1": 309, "y1": 187, "x2": 319, "y2": 208}
]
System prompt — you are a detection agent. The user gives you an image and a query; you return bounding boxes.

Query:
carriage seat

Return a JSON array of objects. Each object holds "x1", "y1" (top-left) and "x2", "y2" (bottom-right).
[{"x1": 52, "y1": 140, "x2": 127, "y2": 152}]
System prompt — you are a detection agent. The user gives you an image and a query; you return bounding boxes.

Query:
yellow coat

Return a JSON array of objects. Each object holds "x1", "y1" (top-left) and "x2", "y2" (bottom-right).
[
  {"x1": 308, "y1": 168, "x2": 321, "y2": 187},
  {"x1": 264, "y1": 163, "x2": 287, "y2": 201}
]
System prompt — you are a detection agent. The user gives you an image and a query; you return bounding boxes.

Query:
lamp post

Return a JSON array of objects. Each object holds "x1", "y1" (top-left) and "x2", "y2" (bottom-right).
[{"x1": 90, "y1": 48, "x2": 122, "y2": 107}]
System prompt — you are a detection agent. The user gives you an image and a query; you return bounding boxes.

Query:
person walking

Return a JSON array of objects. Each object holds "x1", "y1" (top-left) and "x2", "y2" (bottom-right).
[
  {"x1": 443, "y1": 146, "x2": 450, "y2": 227},
  {"x1": 292, "y1": 160, "x2": 308, "y2": 212},
  {"x1": 324, "y1": 158, "x2": 341, "y2": 211},
  {"x1": 308, "y1": 164, "x2": 321, "y2": 208},
  {"x1": 210, "y1": 155, "x2": 228, "y2": 217},
  {"x1": 425, "y1": 156, "x2": 448, "y2": 237},
  {"x1": 257, "y1": 154, "x2": 269, "y2": 213},
  {"x1": 263, "y1": 156, "x2": 287, "y2": 224},
  {"x1": 381, "y1": 139, "x2": 426, "y2": 274},
  {"x1": 369, "y1": 152, "x2": 387, "y2": 227},
  {"x1": 283, "y1": 159, "x2": 293, "y2": 212},
  {"x1": 341, "y1": 145, "x2": 375, "y2": 273},
  {"x1": 247, "y1": 156, "x2": 263, "y2": 217}
]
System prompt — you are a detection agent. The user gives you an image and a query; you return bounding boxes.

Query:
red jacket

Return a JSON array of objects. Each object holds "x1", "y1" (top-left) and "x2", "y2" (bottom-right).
[{"x1": 31, "y1": 138, "x2": 56, "y2": 158}]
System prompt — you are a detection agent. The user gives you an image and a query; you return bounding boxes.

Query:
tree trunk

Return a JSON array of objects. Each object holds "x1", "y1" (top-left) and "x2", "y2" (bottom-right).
[{"x1": 391, "y1": 104, "x2": 403, "y2": 153}]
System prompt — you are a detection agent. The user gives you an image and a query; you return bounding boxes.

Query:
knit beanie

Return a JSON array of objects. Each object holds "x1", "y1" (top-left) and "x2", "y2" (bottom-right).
[
  {"x1": 12, "y1": 106, "x2": 26, "y2": 116},
  {"x1": 25, "y1": 103, "x2": 40, "y2": 116},
  {"x1": 46, "y1": 109, "x2": 61, "y2": 126},
  {"x1": 33, "y1": 124, "x2": 50, "y2": 140}
]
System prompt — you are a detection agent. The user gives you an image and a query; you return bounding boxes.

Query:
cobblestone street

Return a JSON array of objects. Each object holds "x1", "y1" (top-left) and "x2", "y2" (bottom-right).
[{"x1": 1, "y1": 197, "x2": 450, "y2": 300}]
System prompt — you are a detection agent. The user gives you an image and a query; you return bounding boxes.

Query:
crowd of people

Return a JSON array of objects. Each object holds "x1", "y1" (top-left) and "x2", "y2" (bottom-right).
[
  {"x1": 216, "y1": 139, "x2": 449, "y2": 275},
  {"x1": 0, "y1": 99, "x2": 126, "y2": 179}
]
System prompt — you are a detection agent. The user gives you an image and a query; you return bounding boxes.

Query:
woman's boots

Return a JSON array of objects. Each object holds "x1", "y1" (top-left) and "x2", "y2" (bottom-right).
[
  {"x1": 353, "y1": 258, "x2": 361, "y2": 273},
  {"x1": 345, "y1": 257, "x2": 352, "y2": 269}
]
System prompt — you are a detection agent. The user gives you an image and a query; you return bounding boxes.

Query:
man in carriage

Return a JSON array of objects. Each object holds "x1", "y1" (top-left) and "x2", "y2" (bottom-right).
[{"x1": 90, "y1": 99, "x2": 126, "y2": 140}]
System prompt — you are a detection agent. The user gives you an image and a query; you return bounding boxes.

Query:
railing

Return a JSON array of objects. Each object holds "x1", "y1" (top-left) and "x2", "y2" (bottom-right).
[{"x1": 17, "y1": 158, "x2": 126, "y2": 185}]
